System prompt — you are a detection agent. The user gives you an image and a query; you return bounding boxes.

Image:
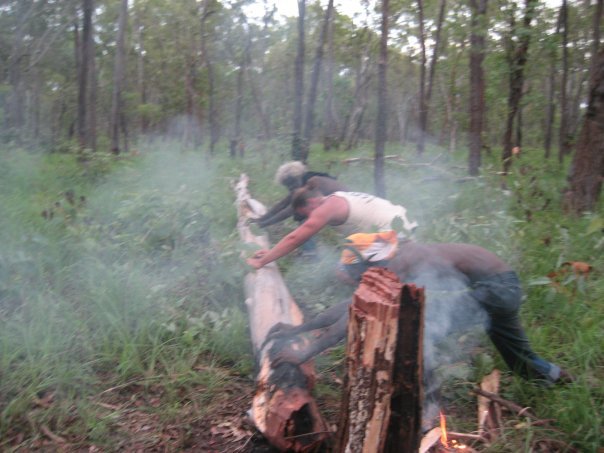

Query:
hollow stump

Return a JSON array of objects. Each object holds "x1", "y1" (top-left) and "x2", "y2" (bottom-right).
[{"x1": 336, "y1": 268, "x2": 425, "y2": 453}]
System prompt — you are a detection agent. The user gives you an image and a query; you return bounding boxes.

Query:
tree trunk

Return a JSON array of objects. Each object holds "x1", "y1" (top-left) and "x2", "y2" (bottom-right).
[
  {"x1": 544, "y1": 11, "x2": 563, "y2": 158},
  {"x1": 201, "y1": 0, "x2": 218, "y2": 154},
  {"x1": 374, "y1": 0, "x2": 389, "y2": 198},
  {"x1": 292, "y1": 0, "x2": 306, "y2": 161},
  {"x1": 77, "y1": 0, "x2": 94, "y2": 151},
  {"x1": 468, "y1": 0, "x2": 488, "y2": 175},
  {"x1": 231, "y1": 51, "x2": 245, "y2": 158},
  {"x1": 5, "y1": 1, "x2": 35, "y2": 142},
  {"x1": 235, "y1": 174, "x2": 328, "y2": 452},
  {"x1": 341, "y1": 66, "x2": 372, "y2": 150},
  {"x1": 423, "y1": 0, "x2": 446, "y2": 151},
  {"x1": 245, "y1": 35, "x2": 271, "y2": 140},
  {"x1": 302, "y1": 0, "x2": 333, "y2": 160},
  {"x1": 416, "y1": 0, "x2": 428, "y2": 155},
  {"x1": 135, "y1": 7, "x2": 148, "y2": 134},
  {"x1": 501, "y1": 0, "x2": 537, "y2": 175},
  {"x1": 323, "y1": 0, "x2": 338, "y2": 150},
  {"x1": 110, "y1": 0, "x2": 128, "y2": 155},
  {"x1": 558, "y1": 0, "x2": 571, "y2": 163},
  {"x1": 564, "y1": 52, "x2": 604, "y2": 212}
]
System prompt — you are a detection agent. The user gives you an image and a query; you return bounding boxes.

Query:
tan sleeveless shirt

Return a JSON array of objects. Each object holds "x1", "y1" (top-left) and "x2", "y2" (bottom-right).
[{"x1": 330, "y1": 191, "x2": 418, "y2": 236}]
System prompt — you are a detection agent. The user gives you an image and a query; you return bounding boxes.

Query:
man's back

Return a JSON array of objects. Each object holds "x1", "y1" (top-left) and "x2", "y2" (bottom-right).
[{"x1": 389, "y1": 242, "x2": 512, "y2": 283}]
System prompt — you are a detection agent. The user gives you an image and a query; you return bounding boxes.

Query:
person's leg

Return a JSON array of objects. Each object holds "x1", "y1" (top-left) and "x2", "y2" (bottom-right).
[{"x1": 471, "y1": 275, "x2": 562, "y2": 384}]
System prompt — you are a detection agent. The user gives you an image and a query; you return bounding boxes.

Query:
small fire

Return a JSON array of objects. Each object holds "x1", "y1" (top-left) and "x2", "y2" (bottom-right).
[
  {"x1": 439, "y1": 411, "x2": 469, "y2": 450},
  {"x1": 439, "y1": 411, "x2": 449, "y2": 448}
]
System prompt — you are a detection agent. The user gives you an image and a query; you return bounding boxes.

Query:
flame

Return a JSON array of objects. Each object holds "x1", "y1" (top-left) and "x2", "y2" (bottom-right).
[
  {"x1": 439, "y1": 411, "x2": 469, "y2": 450},
  {"x1": 439, "y1": 411, "x2": 449, "y2": 448}
]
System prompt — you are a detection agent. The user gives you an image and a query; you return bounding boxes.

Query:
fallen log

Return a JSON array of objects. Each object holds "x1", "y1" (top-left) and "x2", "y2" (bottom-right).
[{"x1": 235, "y1": 174, "x2": 328, "y2": 452}]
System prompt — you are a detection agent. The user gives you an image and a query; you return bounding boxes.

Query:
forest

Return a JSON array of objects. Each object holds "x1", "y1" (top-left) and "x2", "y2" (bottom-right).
[{"x1": 0, "y1": 0, "x2": 602, "y2": 451}]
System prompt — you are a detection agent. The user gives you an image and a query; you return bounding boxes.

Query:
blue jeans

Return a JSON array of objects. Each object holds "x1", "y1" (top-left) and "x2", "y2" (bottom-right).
[{"x1": 469, "y1": 272, "x2": 561, "y2": 384}]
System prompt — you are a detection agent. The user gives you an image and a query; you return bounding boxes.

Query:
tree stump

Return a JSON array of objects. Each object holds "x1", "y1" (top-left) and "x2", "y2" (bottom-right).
[{"x1": 336, "y1": 268, "x2": 425, "y2": 453}]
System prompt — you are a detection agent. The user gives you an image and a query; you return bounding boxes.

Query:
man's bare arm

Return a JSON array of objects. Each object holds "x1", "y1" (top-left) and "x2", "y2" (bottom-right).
[{"x1": 269, "y1": 305, "x2": 350, "y2": 366}]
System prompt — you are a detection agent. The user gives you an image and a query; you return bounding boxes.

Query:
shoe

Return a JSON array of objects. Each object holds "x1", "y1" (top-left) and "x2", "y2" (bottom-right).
[{"x1": 556, "y1": 369, "x2": 575, "y2": 384}]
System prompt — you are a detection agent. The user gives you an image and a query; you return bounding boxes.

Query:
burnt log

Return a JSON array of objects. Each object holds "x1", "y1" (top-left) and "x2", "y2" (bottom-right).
[
  {"x1": 235, "y1": 174, "x2": 328, "y2": 452},
  {"x1": 336, "y1": 268, "x2": 425, "y2": 453}
]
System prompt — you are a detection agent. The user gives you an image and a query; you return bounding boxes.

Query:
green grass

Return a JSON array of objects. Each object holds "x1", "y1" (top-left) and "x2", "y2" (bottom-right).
[{"x1": 0, "y1": 142, "x2": 601, "y2": 451}]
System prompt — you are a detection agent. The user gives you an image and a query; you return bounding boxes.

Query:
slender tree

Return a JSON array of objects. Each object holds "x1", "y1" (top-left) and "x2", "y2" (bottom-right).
[
  {"x1": 544, "y1": 7, "x2": 563, "y2": 158},
  {"x1": 558, "y1": 0, "x2": 570, "y2": 163},
  {"x1": 77, "y1": 0, "x2": 95, "y2": 151},
  {"x1": 468, "y1": 0, "x2": 488, "y2": 175},
  {"x1": 292, "y1": 0, "x2": 306, "y2": 161},
  {"x1": 501, "y1": 0, "x2": 537, "y2": 175},
  {"x1": 416, "y1": 0, "x2": 427, "y2": 155},
  {"x1": 375, "y1": 0, "x2": 389, "y2": 197},
  {"x1": 110, "y1": 0, "x2": 128, "y2": 155},
  {"x1": 200, "y1": 0, "x2": 218, "y2": 154},
  {"x1": 323, "y1": 0, "x2": 337, "y2": 150},
  {"x1": 302, "y1": 0, "x2": 333, "y2": 161},
  {"x1": 417, "y1": 0, "x2": 447, "y2": 156}
]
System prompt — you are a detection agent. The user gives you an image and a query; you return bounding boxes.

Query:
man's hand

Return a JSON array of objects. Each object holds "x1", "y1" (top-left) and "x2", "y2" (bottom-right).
[
  {"x1": 270, "y1": 343, "x2": 308, "y2": 367},
  {"x1": 262, "y1": 322, "x2": 300, "y2": 348},
  {"x1": 246, "y1": 249, "x2": 268, "y2": 269}
]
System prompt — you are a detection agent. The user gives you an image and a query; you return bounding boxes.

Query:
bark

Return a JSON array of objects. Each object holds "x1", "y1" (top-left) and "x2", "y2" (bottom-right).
[
  {"x1": 468, "y1": 0, "x2": 488, "y2": 175},
  {"x1": 564, "y1": 47, "x2": 604, "y2": 214},
  {"x1": 558, "y1": 0, "x2": 571, "y2": 162},
  {"x1": 110, "y1": 0, "x2": 128, "y2": 155},
  {"x1": 416, "y1": 0, "x2": 428, "y2": 155},
  {"x1": 501, "y1": 0, "x2": 537, "y2": 175},
  {"x1": 302, "y1": 0, "x2": 333, "y2": 160},
  {"x1": 235, "y1": 174, "x2": 328, "y2": 452},
  {"x1": 375, "y1": 0, "x2": 389, "y2": 198},
  {"x1": 292, "y1": 0, "x2": 306, "y2": 162}
]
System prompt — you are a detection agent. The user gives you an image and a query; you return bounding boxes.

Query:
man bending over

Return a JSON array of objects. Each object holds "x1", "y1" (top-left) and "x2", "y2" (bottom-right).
[{"x1": 265, "y1": 240, "x2": 572, "y2": 386}]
